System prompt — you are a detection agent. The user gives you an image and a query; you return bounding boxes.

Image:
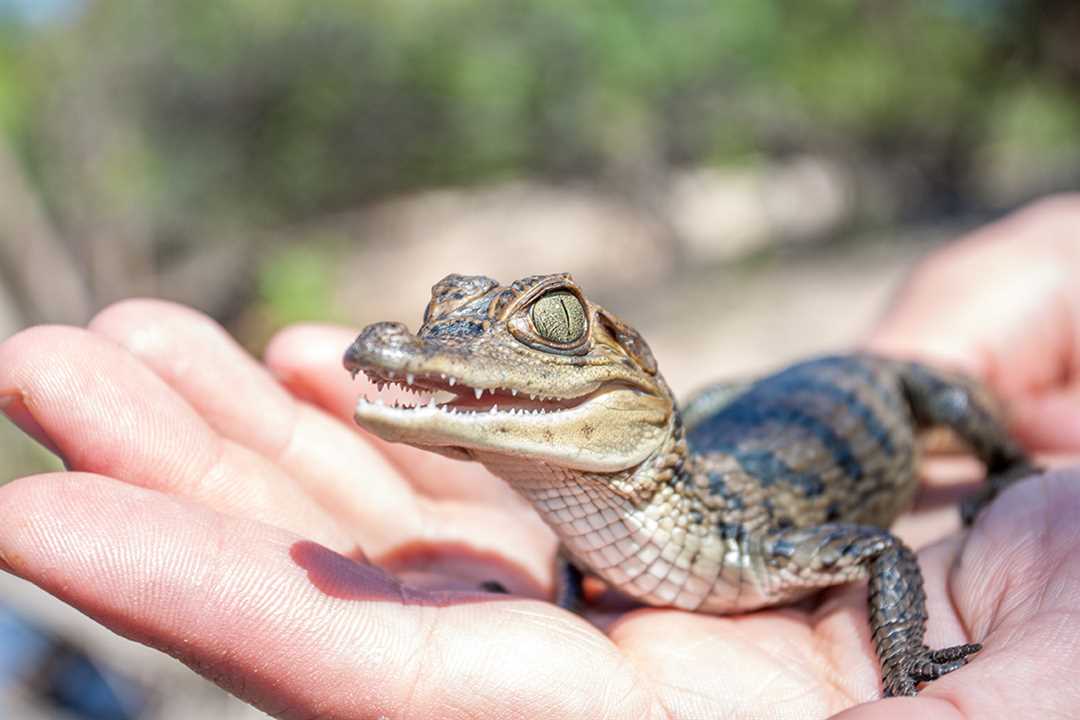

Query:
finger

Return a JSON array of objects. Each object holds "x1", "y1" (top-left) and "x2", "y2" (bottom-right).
[
  {"x1": 264, "y1": 323, "x2": 528, "y2": 507},
  {"x1": 89, "y1": 300, "x2": 426, "y2": 551},
  {"x1": 0, "y1": 473, "x2": 649, "y2": 720},
  {"x1": 0, "y1": 325, "x2": 351, "y2": 550},
  {"x1": 1011, "y1": 390, "x2": 1080, "y2": 453},
  {"x1": 88, "y1": 299, "x2": 298, "y2": 452}
]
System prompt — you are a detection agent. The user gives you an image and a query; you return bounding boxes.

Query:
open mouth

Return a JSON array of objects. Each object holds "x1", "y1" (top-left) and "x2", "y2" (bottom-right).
[
  {"x1": 349, "y1": 367, "x2": 596, "y2": 417},
  {"x1": 345, "y1": 355, "x2": 672, "y2": 472}
]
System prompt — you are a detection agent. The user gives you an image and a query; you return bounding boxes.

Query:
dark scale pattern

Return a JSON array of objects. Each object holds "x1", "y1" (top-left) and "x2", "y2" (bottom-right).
[
  {"x1": 899, "y1": 360, "x2": 1035, "y2": 470},
  {"x1": 684, "y1": 354, "x2": 1033, "y2": 695},
  {"x1": 424, "y1": 319, "x2": 486, "y2": 338},
  {"x1": 690, "y1": 355, "x2": 918, "y2": 530},
  {"x1": 868, "y1": 541, "x2": 981, "y2": 696},
  {"x1": 425, "y1": 274, "x2": 498, "y2": 321},
  {"x1": 736, "y1": 450, "x2": 826, "y2": 496}
]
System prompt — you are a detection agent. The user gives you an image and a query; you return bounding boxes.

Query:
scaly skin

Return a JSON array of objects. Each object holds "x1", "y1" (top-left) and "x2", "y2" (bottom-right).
[{"x1": 343, "y1": 272, "x2": 1037, "y2": 697}]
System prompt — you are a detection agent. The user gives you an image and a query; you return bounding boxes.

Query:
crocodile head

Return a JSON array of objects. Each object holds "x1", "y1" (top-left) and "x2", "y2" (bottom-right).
[{"x1": 343, "y1": 273, "x2": 675, "y2": 473}]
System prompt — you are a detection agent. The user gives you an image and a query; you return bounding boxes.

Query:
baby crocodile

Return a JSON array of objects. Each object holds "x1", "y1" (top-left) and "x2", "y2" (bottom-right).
[{"x1": 342, "y1": 272, "x2": 1035, "y2": 697}]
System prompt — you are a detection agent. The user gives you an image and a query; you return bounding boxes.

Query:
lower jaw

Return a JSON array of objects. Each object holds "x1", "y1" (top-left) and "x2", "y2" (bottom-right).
[{"x1": 355, "y1": 388, "x2": 671, "y2": 472}]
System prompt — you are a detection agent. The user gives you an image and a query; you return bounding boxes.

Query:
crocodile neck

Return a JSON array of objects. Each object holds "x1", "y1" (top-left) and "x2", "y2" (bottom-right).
[{"x1": 473, "y1": 418, "x2": 766, "y2": 612}]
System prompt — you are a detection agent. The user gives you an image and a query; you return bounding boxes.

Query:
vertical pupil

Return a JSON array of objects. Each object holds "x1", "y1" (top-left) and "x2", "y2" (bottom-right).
[{"x1": 532, "y1": 292, "x2": 583, "y2": 342}]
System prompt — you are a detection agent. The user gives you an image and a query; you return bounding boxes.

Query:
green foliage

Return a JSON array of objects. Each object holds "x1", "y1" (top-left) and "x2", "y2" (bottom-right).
[
  {"x1": 991, "y1": 82, "x2": 1080, "y2": 153},
  {"x1": 4, "y1": 0, "x2": 1079, "y2": 238},
  {"x1": 0, "y1": 14, "x2": 34, "y2": 147},
  {"x1": 0, "y1": 417, "x2": 63, "y2": 485},
  {"x1": 772, "y1": 3, "x2": 988, "y2": 132},
  {"x1": 257, "y1": 243, "x2": 341, "y2": 327}
]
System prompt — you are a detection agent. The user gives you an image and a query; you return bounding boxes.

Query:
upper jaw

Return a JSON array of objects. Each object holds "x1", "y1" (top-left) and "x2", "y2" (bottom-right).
[
  {"x1": 344, "y1": 320, "x2": 618, "y2": 403},
  {"x1": 343, "y1": 321, "x2": 629, "y2": 422}
]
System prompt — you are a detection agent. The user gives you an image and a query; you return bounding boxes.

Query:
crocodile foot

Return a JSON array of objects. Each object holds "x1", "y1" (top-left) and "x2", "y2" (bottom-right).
[{"x1": 884, "y1": 642, "x2": 982, "y2": 696}]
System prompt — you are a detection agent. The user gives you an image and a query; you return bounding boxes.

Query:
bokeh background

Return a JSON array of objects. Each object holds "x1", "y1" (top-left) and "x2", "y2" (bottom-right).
[{"x1": 0, "y1": 1, "x2": 1078, "y2": 717}]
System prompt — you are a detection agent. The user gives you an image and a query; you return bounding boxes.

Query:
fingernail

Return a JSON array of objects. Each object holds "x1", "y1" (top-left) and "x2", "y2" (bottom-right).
[{"x1": 0, "y1": 393, "x2": 64, "y2": 459}]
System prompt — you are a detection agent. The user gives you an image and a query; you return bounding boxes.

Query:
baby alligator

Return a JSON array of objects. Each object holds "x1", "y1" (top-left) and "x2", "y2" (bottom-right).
[{"x1": 343, "y1": 272, "x2": 1035, "y2": 697}]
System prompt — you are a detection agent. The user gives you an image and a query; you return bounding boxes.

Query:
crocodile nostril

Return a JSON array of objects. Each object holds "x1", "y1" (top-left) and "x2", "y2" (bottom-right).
[
  {"x1": 360, "y1": 321, "x2": 414, "y2": 345},
  {"x1": 342, "y1": 336, "x2": 366, "y2": 372},
  {"x1": 344, "y1": 322, "x2": 421, "y2": 370}
]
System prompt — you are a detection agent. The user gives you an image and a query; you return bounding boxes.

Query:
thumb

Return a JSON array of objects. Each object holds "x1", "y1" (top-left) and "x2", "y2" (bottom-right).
[{"x1": 1010, "y1": 389, "x2": 1080, "y2": 455}]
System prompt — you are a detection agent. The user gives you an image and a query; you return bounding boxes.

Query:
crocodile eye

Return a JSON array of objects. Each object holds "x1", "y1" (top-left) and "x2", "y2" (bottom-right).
[{"x1": 531, "y1": 291, "x2": 586, "y2": 344}]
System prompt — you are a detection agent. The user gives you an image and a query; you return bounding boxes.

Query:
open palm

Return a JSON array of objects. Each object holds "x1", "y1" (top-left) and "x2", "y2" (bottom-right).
[{"x1": 2, "y1": 199, "x2": 1080, "y2": 719}]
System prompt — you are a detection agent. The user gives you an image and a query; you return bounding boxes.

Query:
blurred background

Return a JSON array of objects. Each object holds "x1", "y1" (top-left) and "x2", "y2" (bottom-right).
[{"x1": 0, "y1": 0, "x2": 1078, "y2": 717}]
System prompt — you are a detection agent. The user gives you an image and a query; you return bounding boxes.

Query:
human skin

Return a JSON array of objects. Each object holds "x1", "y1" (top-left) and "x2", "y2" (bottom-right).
[{"x1": 1, "y1": 196, "x2": 1080, "y2": 719}]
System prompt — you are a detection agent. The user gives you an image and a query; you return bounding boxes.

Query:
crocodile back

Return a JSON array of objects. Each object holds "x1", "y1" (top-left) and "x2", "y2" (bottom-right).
[{"x1": 686, "y1": 355, "x2": 919, "y2": 530}]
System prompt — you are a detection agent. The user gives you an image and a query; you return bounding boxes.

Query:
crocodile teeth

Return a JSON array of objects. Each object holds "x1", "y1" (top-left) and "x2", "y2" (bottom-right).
[
  {"x1": 511, "y1": 389, "x2": 518, "y2": 397},
  {"x1": 474, "y1": 387, "x2": 483, "y2": 400},
  {"x1": 448, "y1": 377, "x2": 456, "y2": 387},
  {"x1": 406, "y1": 373, "x2": 415, "y2": 385},
  {"x1": 490, "y1": 404, "x2": 498, "y2": 413}
]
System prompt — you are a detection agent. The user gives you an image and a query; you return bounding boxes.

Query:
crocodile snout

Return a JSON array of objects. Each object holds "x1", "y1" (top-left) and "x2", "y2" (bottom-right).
[{"x1": 343, "y1": 322, "x2": 422, "y2": 375}]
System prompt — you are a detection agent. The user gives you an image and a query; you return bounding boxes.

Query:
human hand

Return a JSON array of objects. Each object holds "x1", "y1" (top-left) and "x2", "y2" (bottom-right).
[
  {"x1": 1, "y1": 197, "x2": 1080, "y2": 719},
  {"x1": 867, "y1": 194, "x2": 1080, "y2": 457}
]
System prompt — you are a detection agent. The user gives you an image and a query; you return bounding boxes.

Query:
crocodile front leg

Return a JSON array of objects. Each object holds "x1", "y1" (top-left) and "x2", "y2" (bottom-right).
[{"x1": 766, "y1": 523, "x2": 981, "y2": 696}]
